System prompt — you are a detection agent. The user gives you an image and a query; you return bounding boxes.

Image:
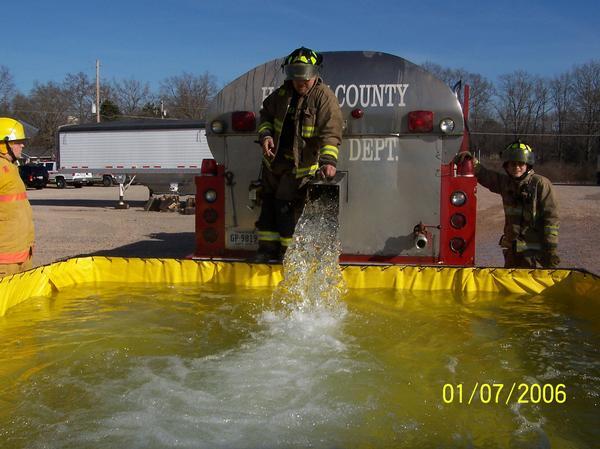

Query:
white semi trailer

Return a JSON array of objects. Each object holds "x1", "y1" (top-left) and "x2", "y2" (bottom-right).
[{"x1": 57, "y1": 120, "x2": 211, "y2": 196}]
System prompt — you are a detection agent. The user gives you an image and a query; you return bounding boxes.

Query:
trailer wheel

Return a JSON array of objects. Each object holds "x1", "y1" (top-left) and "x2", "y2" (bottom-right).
[
  {"x1": 56, "y1": 177, "x2": 66, "y2": 189},
  {"x1": 102, "y1": 175, "x2": 113, "y2": 187}
]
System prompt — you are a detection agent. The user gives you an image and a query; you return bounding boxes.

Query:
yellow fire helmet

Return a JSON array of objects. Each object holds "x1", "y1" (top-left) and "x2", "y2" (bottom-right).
[
  {"x1": 0, "y1": 117, "x2": 27, "y2": 154},
  {"x1": 502, "y1": 140, "x2": 535, "y2": 166},
  {"x1": 282, "y1": 47, "x2": 323, "y2": 81}
]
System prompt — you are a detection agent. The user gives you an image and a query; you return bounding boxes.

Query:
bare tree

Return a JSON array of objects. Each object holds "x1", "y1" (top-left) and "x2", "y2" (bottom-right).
[
  {"x1": 571, "y1": 60, "x2": 600, "y2": 163},
  {"x1": 531, "y1": 78, "x2": 551, "y2": 162},
  {"x1": 159, "y1": 71, "x2": 218, "y2": 119},
  {"x1": 549, "y1": 72, "x2": 574, "y2": 162},
  {"x1": 97, "y1": 83, "x2": 115, "y2": 113},
  {"x1": 12, "y1": 81, "x2": 71, "y2": 151},
  {"x1": 467, "y1": 74, "x2": 495, "y2": 125},
  {"x1": 0, "y1": 65, "x2": 16, "y2": 114},
  {"x1": 421, "y1": 62, "x2": 494, "y2": 124},
  {"x1": 63, "y1": 72, "x2": 95, "y2": 124},
  {"x1": 421, "y1": 62, "x2": 496, "y2": 152},
  {"x1": 495, "y1": 70, "x2": 548, "y2": 138},
  {"x1": 111, "y1": 78, "x2": 153, "y2": 116}
]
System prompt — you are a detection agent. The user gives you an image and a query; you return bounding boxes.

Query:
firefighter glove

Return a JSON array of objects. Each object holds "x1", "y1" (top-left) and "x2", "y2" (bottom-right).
[{"x1": 453, "y1": 151, "x2": 475, "y2": 165}]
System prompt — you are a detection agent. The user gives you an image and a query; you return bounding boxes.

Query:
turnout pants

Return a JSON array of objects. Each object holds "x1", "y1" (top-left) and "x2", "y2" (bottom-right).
[
  {"x1": 256, "y1": 160, "x2": 308, "y2": 256},
  {"x1": 502, "y1": 249, "x2": 539, "y2": 268}
]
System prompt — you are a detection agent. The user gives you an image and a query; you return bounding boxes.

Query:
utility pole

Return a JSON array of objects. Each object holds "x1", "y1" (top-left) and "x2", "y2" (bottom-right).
[{"x1": 96, "y1": 59, "x2": 101, "y2": 123}]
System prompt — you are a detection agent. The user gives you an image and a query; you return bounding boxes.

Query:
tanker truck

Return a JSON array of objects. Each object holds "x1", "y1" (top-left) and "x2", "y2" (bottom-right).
[{"x1": 195, "y1": 51, "x2": 476, "y2": 265}]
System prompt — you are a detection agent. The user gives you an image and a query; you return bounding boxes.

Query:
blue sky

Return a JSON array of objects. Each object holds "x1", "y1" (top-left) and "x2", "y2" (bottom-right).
[{"x1": 6, "y1": 0, "x2": 599, "y2": 93}]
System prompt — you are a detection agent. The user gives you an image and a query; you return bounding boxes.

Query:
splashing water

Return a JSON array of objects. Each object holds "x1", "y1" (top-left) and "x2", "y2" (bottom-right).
[{"x1": 271, "y1": 189, "x2": 347, "y2": 316}]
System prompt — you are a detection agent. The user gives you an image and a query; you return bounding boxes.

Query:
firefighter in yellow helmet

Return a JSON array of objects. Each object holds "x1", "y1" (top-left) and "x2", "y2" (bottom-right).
[
  {"x1": 0, "y1": 117, "x2": 35, "y2": 277},
  {"x1": 456, "y1": 141, "x2": 559, "y2": 268},
  {"x1": 255, "y1": 47, "x2": 343, "y2": 262}
]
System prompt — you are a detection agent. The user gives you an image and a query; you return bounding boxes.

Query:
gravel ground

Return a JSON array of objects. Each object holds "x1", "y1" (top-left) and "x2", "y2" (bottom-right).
[
  {"x1": 29, "y1": 185, "x2": 196, "y2": 266},
  {"x1": 26, "y1": 183, "x2": 600, "y2": 274}
]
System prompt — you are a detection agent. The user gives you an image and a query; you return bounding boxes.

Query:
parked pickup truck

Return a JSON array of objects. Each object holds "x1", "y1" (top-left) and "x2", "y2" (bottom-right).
[
  {"x1": 42, "y1": 161, "x2": 93, "y2": 189},
  {"x1": 19, "y1": 163, "x2": 49, "y2": 189}
]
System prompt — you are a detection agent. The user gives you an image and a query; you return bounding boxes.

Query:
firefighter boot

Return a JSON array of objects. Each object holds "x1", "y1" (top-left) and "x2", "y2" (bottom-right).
[
  {"x1": 254, "y1": 240, "x2": 281, "y2": 263},
  {"x1": 279, "y1": 240, "x2": 291, "y2": 262}
]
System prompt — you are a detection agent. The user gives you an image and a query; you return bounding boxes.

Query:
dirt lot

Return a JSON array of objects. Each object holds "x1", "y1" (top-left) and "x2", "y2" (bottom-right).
[
  {"x1": 29, "y1": 185, "x2": 196, "y2": 265},
  {"x1": 26, "y1": 183, "x2": 600, "y2": 274}
]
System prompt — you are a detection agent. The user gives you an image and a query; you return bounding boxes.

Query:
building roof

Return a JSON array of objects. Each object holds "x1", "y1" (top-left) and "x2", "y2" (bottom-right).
[
  {"x1": 23, "y1": 146, "x2": 55, "y2": 161},
  {"x1": 58, "y1": 119, "x2": 206, "y2": 133}
]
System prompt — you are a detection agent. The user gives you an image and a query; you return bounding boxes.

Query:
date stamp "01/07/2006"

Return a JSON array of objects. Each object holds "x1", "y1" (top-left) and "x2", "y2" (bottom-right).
[{"x1": 442, "y1": 383, "x2": 567, "y2": 405}]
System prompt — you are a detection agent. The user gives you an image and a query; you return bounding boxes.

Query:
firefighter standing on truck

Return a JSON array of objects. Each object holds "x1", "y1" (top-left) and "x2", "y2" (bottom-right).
[
  {"x1": 457, "y1": 141, "x2": 559, "y2": 268},
  {"x1": 0, "y1": 118, "x2": 35, "y2": 277},
  {"x1": 255, "y1": 47, "x2": 343, "y2": 262}
]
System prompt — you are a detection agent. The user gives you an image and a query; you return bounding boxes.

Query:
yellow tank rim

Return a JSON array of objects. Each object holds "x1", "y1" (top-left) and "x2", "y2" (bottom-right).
[{"x1": 1, "y1": 256, "x2": 598, "y2": 317}]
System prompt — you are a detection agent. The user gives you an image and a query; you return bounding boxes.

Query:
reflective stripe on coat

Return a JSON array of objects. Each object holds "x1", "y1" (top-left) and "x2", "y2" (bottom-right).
[
  {"x1": 258, "y1": 78, "x2": 343, "y2": 177},
  {"x1": 0, "y1": 158, "x2": 35, "y2": 264}
]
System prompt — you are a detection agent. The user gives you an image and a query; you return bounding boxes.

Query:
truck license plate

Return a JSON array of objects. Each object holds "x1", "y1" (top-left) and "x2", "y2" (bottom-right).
[{"x1": 227, "y1": 230, "x2": 258, "y2": 248}]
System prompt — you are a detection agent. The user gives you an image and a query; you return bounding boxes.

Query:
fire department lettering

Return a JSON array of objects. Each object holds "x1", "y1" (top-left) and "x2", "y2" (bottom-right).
[
  {"x1": 261, "y1": 84, "x2": 410, "y2": 107},
  {"x1": 348, "y1": 138, "x2": 398, "y2": 161},
  {"x1": 334, "y1": 84, "x2": 409, "y2": 108},
  {"x1": 261, "y1": 87, "x2": 276, "y2": 101}
]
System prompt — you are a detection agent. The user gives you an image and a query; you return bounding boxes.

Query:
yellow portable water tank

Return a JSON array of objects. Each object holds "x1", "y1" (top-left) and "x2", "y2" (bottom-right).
[{"x1": 1, "y1": 257, "x2": 598, "y2": 316}]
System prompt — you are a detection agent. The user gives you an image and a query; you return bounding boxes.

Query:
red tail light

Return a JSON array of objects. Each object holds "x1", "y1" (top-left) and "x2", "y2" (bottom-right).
[
  {"x1": 201, "y1": 159, "x2": 218, "y2": 175},
  {"x1": 202, "y1": 228, "x2": 218, "y2": 243},
  {"x1": 231, "y1": 111, "x2": 256, "y2": 132},
  {"x1": 203, "y1": 208, "x2": 218, "y2": 223},
  {"x1": 408, "y1": 110, "x2": 433, "y2": 132},
  {"x1": 450, "y1": 237, "x2": 466, "y2": 253},
  {"x1": 195, "y1": 168, "x2": 225, "y2": 257},
  {"x1": 450, "y1": 213, "x2": 466, "y2": 229},
  {"x1": 351, "y1": 108, "x2": 364, "y2": 119}
]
